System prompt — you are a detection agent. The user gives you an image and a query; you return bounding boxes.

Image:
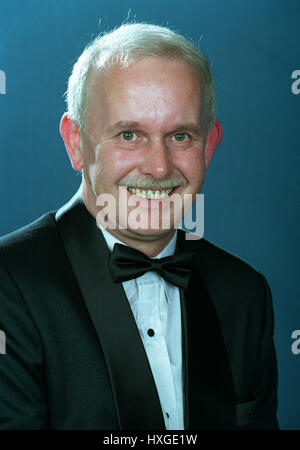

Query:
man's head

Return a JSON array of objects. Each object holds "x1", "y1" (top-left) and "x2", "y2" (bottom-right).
[{"x1": 60, "y1": 23, "x2": 222, "y2": 249}]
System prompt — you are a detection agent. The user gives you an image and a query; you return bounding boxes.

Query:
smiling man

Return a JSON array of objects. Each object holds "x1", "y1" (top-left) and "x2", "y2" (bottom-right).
[
  {"x1": 0, "y1": 23, "x2": 278, "y2": 430},
  {"x1": 61, "y1": 41, "x2": 221, "y2": 254}
]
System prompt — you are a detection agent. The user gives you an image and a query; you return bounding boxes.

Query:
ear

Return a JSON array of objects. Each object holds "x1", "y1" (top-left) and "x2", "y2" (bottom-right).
[
  {"x1": 60, "y1": 112, "x2": 83, "y2": 172},
  {"x1": 204, "y1": 118, "x2": 223, "y2": 170}
]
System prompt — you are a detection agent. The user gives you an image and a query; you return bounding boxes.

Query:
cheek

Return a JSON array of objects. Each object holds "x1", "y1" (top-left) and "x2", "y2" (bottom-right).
[
  {"x1": 83, "y1": 144, "x2": 104, "y2": 183},
  {"x1": 94, "y1": 145, "x2": 137, "y2": 184},
  {"x1": 176, "y1": 149, "x2": 205, "y2": 184}
]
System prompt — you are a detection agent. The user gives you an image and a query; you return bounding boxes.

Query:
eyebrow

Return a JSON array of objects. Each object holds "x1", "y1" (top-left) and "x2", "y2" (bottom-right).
[
  {"x1": 105, "y1": 121, "x2": 202, "y2": 136},
  {"x1": 169, "y1": 123, "x2": 202, "y2": 136},
  {"x1": 105, "y1": 121, "x2": 143, "y2": 135}
]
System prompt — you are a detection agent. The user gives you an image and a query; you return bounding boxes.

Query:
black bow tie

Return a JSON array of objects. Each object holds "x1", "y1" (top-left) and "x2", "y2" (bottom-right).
[{"x1": 109, "y1": 243, "x2": 194, "y2": 289}]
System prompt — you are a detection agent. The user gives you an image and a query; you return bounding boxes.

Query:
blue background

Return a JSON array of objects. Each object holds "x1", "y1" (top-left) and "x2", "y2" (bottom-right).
[{"x1": 0, "y1": 0, "x2": 299, "y2": 429}]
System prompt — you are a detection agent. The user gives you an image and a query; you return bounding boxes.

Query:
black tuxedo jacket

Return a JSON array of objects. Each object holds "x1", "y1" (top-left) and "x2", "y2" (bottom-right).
[{"x1": 0, "y1": 191, "x2": 279, "y2": 429}]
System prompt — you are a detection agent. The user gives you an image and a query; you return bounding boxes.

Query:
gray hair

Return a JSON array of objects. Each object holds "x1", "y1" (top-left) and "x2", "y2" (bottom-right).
[{"x1": 65, "y1": 23, "x2": 216, "y2": 133}]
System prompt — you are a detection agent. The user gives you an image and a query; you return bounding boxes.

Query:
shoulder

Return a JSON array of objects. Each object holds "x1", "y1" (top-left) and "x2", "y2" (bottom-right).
[
  {"x1": 179, "y1": 231, "x2": 269, "y2": 304},
  {"x1": 0, "y1": 211, "x2": 60, "y2": 271},
  {"x1": 181, "y1": 231, "x2": 262, "y2": 276}
]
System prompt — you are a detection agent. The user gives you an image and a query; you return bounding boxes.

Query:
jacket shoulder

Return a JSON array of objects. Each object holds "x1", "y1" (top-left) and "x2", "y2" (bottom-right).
[
  {"x1": 0, "y1": 212, "x2": 58, "y2": 265},
  {"x1": 183, "y1": 233, "x2": 261, "y2": 273},
  {"x1": 180, "y1": 232, "x2": 269, "y2": 300}
]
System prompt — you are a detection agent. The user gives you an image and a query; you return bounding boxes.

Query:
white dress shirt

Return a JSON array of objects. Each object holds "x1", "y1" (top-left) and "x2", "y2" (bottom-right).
[{"x1": 98, "y1": 225, "x2": 184, "y2": 430}]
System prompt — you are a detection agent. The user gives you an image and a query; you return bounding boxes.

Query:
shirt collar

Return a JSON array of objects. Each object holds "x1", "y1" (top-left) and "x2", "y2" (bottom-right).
[{"x1": 98, "y1": 224, "x2": 178, "y2": 259}]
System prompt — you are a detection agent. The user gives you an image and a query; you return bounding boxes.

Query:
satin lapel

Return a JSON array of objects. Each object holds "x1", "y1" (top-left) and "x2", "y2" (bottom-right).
[
  {"x1": 55, "y1": 191, "x2": 165, "y2": 430},
  {"x1": 177, "y1": 231, "x2": 236, "y2": 430}
]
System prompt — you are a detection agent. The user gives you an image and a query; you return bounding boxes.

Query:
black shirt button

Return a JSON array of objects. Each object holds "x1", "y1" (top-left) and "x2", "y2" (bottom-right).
[
  {"x1": 166, "y1": 412, "x2": 169, "y2": 418},
  {"x1": 147, "y1": 328, "x2": 155, "y2": 337}
]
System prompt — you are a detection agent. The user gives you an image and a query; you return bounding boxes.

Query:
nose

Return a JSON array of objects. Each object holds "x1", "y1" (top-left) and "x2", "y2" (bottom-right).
[{"x1": 139, "y1": 139, "x2": 173, "y2": 179}]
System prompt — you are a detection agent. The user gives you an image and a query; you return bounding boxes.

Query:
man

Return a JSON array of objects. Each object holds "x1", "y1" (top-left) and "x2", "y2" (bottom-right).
[{"x1": 0, "y1": 23, "x2": 278, "y2": 429}]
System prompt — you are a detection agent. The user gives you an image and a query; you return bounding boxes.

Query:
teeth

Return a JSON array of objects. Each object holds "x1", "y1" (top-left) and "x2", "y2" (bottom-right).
[{"x1": 127, "y1": 187, "x2": 174, "y2": 199}]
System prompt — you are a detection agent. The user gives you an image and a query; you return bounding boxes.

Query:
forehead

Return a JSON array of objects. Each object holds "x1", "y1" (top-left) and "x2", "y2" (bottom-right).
[
  {"x1": 86, "y1": 56, "x2": 203, "y2": 130},
  {"x1": 89, "y1": 55, "x2": 201, "y2": 96}
]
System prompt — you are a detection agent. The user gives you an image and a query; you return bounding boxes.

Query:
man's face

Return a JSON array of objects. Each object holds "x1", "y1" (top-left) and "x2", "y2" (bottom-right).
[{"x1": 79, "y1": 56, "x2": 212, "y2": 242}]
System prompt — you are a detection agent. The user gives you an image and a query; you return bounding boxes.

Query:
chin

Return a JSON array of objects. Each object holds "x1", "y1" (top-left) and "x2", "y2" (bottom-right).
[{"x1": 125, "y1": 226, "x2": 175, "y2": 240}]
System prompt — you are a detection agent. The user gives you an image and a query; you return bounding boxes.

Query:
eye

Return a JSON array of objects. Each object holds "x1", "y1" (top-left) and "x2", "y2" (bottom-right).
[
  {"x1": 120, "y1": 131, "x2": 138, "y2": 141},
  {"x1": 171, "y1": 132, "x2": 190, "y2": 142}
]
